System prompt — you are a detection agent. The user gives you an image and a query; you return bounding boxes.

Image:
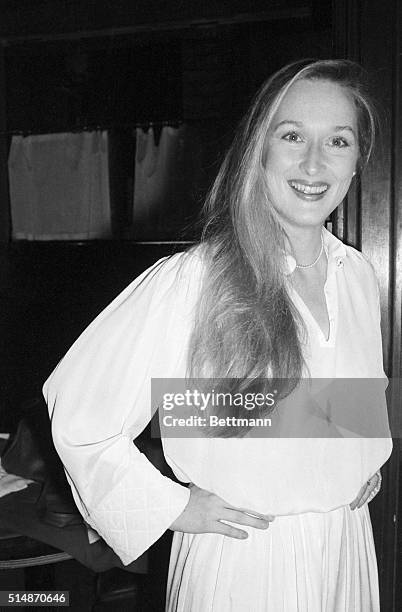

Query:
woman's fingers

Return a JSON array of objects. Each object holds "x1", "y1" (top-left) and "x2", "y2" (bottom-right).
[
  {"x1": 169, "y1": 485, "x2": 276, "y2": 539},
  {"x1": 356, "y1": 471, "x2": 382, "y2": 508},
  {"x1": 233, "y1": 506, "x2": 275, "y2": 522},
  {"x1": 349, "y1": 483, "x2": 366, "y2": 510},
  {"x1": 350, "y1": 472, "x2": 382, "y2": 510},
  {"x1": 212, "y1": 498, "x2": 274, "y2": 538},
  {"x1": 214, "y1": 521, "x2": 249, "y2": 539},
  {"x1": 223, "y1": 508, "x2": 272, "y2": 530}
]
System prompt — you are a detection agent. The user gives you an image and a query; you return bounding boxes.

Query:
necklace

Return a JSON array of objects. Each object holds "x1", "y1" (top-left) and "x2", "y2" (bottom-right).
[{"x1": 295, "y1": 234, "x2": 324, "y2": 269}]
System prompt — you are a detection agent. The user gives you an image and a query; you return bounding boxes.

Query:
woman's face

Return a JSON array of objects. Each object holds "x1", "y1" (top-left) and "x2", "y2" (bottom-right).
[{"x1": 264, "y1": 78, "x2": 359, "y2": 231}]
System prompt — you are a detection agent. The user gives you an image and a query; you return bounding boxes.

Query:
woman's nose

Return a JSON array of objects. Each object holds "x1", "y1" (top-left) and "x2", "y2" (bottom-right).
[{"x1": 299, "y1": 142, "x2": 326, "y2": 176}]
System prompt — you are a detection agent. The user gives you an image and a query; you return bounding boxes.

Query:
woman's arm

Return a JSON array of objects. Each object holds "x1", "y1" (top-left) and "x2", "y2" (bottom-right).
[
  {"x1": 44, "y1": 254, "x2": 193, "y2": 565},
  {"x1": 44, "y1": 250, "x2": 276, "y2": 563}
]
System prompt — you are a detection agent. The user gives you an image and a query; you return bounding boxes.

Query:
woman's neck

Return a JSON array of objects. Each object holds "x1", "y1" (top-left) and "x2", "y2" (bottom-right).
[{"x1": 285, "y1": 225, "x2": 324, "y2": 268}]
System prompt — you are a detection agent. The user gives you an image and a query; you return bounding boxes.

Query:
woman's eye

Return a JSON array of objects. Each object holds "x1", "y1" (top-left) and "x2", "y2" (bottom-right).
[
  {"x1": 329, "y1": 136, "x2": 349, "y2": 148},
  {"x1": 282, "y1": 131, "x2": 303, "y2": 143}
]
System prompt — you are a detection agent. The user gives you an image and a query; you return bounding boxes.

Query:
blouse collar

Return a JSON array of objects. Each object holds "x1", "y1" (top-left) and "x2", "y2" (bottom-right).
[{"x1": 284, "y1": 227, "x2": 347, "y2": 276}]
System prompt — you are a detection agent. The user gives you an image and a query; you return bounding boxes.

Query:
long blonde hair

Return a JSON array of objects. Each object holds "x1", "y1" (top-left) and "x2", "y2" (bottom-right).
[{"x1": 187, "y1": 59, "x2": 377, "y2": 436}]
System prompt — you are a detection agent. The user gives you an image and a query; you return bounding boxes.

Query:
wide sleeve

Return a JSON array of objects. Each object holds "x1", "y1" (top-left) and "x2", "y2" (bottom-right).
[{"x1": 43, "y1": 252, "x2": 199, "y2": 564}]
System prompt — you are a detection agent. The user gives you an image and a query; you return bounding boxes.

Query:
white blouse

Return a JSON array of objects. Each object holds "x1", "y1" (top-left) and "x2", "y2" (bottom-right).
[{"x1": 43, "y1": 229, "x2": 392, "y2": 565}]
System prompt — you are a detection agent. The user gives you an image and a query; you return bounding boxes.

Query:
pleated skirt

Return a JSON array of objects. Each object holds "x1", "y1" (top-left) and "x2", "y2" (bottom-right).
[{"x1": 166, "y1": 504, "x2": 379, "y2": 611}]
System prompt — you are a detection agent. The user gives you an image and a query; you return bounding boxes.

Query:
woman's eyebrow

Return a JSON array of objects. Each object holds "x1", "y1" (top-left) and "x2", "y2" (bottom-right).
[
  {"x1": 272, "y1": 120, "x2": 303, "y2": 130},
  {"x1": 334, "y1": 125, "x2": 356, "y2": 137}
]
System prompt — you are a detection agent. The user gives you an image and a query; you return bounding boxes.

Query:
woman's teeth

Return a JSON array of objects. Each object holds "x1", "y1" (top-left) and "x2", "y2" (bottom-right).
[{"x1": 289, "y1": 181, "x2": 328, "y2": 195}]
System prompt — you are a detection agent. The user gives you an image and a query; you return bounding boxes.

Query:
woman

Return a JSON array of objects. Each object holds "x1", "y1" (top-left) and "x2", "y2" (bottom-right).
[{"x1": 44, "y1": 59, "x2": 392, "y2": 611}]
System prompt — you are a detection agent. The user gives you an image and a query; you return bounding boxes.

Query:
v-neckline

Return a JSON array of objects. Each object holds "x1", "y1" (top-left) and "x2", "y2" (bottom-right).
[
  {"x1": 287, "y1": 235, "x2": 339, "y2": 346},
  {"x1": 292, "y1": 288, "x2": 332, "y2": 344}
]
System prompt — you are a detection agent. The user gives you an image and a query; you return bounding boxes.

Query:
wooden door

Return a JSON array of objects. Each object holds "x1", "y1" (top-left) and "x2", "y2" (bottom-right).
[{"x1": 333, "y1": 1, "x2": 401, "y2": 609}]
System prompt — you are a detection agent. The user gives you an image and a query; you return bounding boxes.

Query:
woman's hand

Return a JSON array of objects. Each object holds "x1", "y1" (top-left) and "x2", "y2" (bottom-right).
[
  {"x1": 169, "y1": 484, "x2": 275, "y2": 539},
  {"x1": 350, "y1": 471, "x2": 382, "y2": 510}
]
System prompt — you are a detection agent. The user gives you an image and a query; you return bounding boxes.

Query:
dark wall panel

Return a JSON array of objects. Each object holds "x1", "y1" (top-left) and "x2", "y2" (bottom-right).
[{"x1": 333, "y1": 2, "x2": 401, "y2": 610}]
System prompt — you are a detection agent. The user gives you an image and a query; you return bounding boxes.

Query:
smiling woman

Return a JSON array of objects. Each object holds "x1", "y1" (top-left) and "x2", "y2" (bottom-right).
[
  {"x1": 44, "y1": 59, "x2": 391, "y2": 612},
  {"x1": 264, "y1": 79, "x2": 359, "y2": 236}
]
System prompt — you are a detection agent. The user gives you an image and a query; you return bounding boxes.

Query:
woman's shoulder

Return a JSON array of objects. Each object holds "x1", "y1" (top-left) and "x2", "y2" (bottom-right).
[
  {"x1": 323, "y1": 228, "x2": 379, "y2": 293},
  {"x1": 341, "y1": 243, "x2": 380, "y2": 304},
  {"x1": 343, "y1": 243, "x2": 377, "y2": 280},
  {"x1": 147, "y1": 243, "x2": 207, "y2": 289},
  {"x1": 116, "y1": 243, "x2": 208, "y2": 310},
  {"x1": 165, "y1": 243, "x2": 207, "y2": 274},
  {"x1": 44, "y1": 246, "x2": 209, "y2": 384}
]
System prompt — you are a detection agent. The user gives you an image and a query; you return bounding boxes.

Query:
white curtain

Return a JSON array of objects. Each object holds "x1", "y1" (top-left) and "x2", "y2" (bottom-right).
[{"x1": 9, "y1": 131, "x2": 111, "y2": 240}]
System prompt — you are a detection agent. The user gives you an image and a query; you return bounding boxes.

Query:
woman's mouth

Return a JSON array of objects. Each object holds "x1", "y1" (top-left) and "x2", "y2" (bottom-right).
[{"x1": 288, "y1": 180, "x2": 330, "y2": 201}]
